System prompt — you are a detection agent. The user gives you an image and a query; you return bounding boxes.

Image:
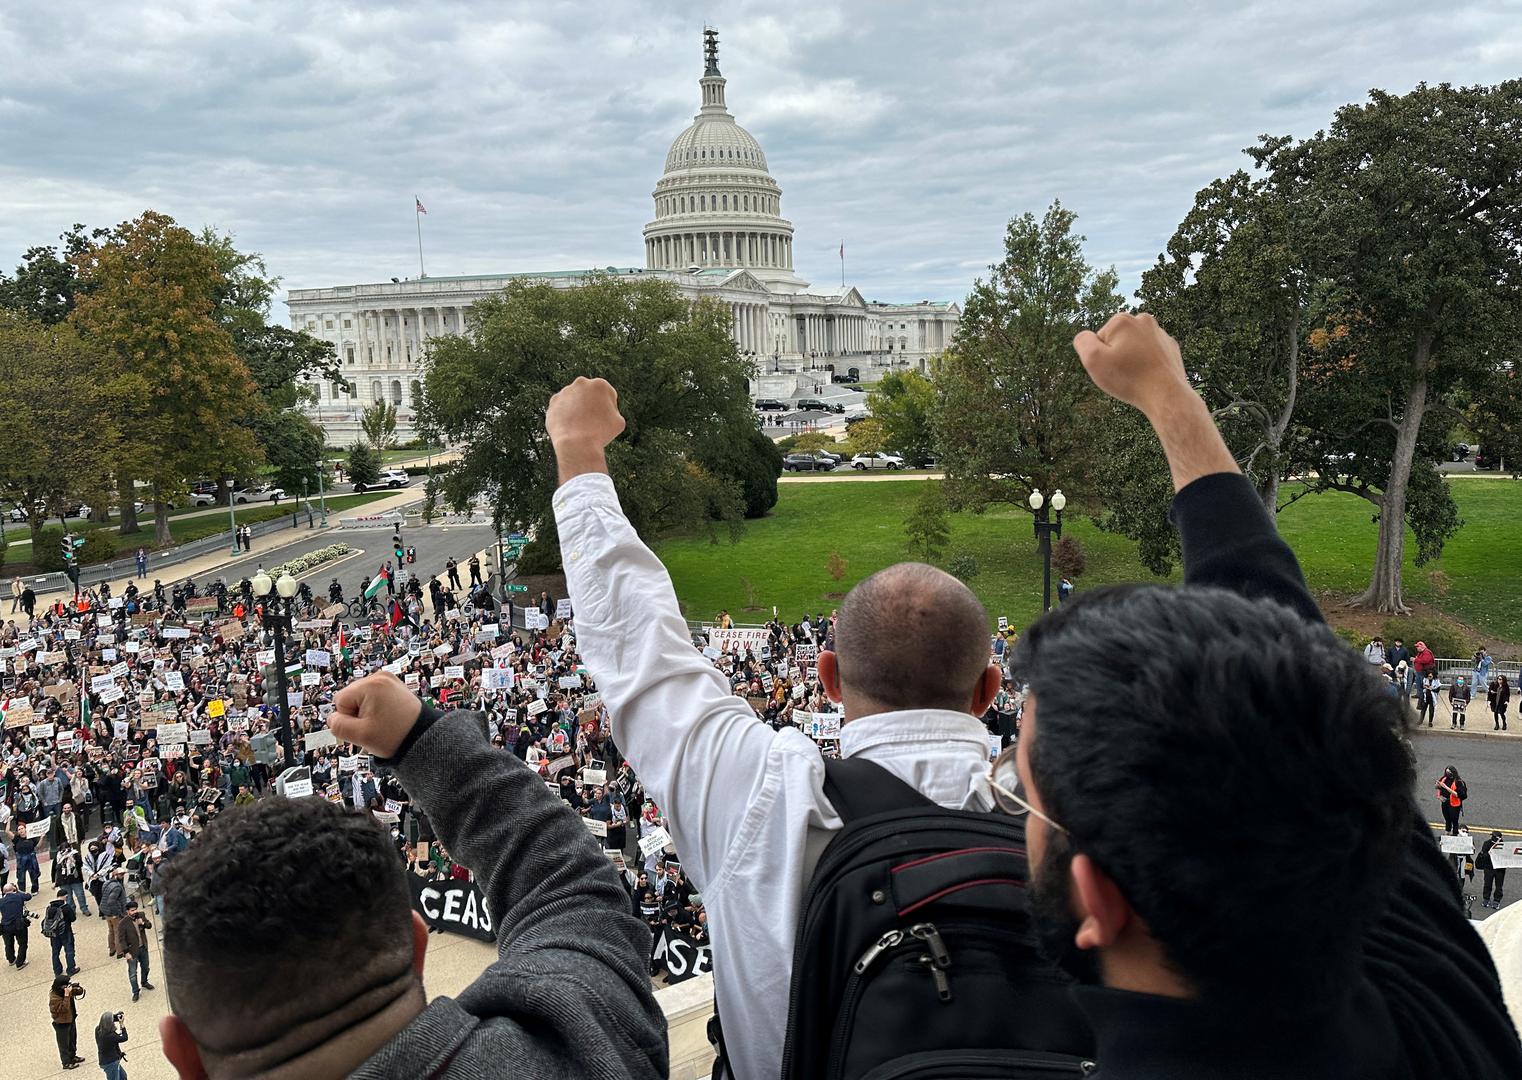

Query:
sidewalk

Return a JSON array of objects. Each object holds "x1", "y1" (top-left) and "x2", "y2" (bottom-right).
[{"x1": 27, "y1": 489, "x2": 423, "y2": 605}]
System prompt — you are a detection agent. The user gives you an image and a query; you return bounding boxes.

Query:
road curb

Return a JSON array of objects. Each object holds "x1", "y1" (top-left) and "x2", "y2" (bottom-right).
[{"x1": 1409, "y1": 727, "x2": 1521, "y2": 743}]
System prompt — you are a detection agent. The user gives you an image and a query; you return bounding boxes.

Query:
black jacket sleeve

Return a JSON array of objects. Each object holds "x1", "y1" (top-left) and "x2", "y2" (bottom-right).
[{"x1": 1170, "y1": 472, "x2": 1321, "y2": 625}]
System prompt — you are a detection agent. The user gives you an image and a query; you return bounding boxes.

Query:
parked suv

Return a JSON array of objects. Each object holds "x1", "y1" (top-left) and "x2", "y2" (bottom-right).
[
  {"x1": 355, "y1": 469, "x2": 411, "y2": 493},
  {"x1": 851, "y1": 452, "x2": 906, "y2": 470},
  {"x1": 782, "y1": 453, "x2": 834, "y2": 472},
  {"x1": 753, "y1": 398, "x2": 787, "y2": 413},
  {"x1": 796, "y1": 398, "x2": 845, "y2": 414}
]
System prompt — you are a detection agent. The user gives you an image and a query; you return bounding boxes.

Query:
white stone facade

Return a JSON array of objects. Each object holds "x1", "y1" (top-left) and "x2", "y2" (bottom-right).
[{"x1": 288, "y1": 28, "x2": 958, "y2": 441}]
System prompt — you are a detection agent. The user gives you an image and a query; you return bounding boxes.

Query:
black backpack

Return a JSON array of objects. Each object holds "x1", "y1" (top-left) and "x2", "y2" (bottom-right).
[
  {"x1": 774, "y1": 757, "x2": 1097, "y2": 1080},
  {"x1": 40, "y1": 904, "x2": 67, "y2": 940}
]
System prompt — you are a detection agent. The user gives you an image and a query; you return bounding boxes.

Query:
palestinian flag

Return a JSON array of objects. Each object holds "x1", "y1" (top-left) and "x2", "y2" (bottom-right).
[
  {"x1": 364, "y1": 567, "x2": 390, "y2": 600},
  {"x1": 388, "y1": 599, "x2": 406, "y2": 628},
  {"x1": 337, "y1": 625, "x2": 350, "y2": 664}
]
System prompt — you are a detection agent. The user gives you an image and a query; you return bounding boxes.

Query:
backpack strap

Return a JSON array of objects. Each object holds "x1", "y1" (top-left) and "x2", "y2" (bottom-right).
[{"x1": 822, "y1": 757, "x2": 936, "y2": 825}]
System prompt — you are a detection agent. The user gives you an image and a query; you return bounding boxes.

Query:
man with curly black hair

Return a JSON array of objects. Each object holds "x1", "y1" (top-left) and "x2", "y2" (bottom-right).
[{"x1": 156, "y1": 673, "x2": 667, "y2": 1080}]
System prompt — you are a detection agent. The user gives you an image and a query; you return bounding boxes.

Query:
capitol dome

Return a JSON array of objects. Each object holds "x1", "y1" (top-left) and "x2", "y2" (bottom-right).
[{"x1": 643, "y1": 28, "x2": 799, "y2": 283}]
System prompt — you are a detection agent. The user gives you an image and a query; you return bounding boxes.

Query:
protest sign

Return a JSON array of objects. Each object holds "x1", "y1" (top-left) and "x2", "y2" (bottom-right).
[
  {"x1": 581, "y1": 768, "x2": 607, "y2": 786},
  {"x1": 3, "y1": 702, "x2": 36, "y2": 728},
  {"x1": 433, "y1": 643, "x2": 453, "y2": 657},
  {"x1": 303, "y1": 729, "x2": 339, "y2": 750},
  {"x1": 481, "y1": 669, "x2": 514, "y2": 692},
  {"x1": 546, "y1": 754, "x2": 575, "y2": 777},
  {"x1": 1490, "y1": 844, "x2": 1522, "y2": 870},
  {"x1": 207, "y1": 698, "x2": 226, "y2": 718},
  {"x1": 583, "y1": 817, "x2": 607, "y2": 838},
  {"x1": 189, "y1": 728, "x2": 212, "y2": 746},
  {"x1": 556, "y1": 598, "x2": 573, "y2": 620},
  {"x1": 29, "y1": 722, "x2": 56, "y2": 741},
  {"x1": 339, "y1": 754, "x2": 363, "y2": 773},
  {"x1": 301, "y1": 671, "x2": 321, "y2": 687},
  {"x1": 101, "y1": 648, "x2": 118, "y2": 662},
  {"x1": 256, "y1": 649, "x2": 275, "y2": 665},
  {"x1": 163, "y1": 627, "x2": 191, "y2": 640},
  {"x1": 639, "y1": 826, "x2": 672, "y2": 859},
  {"x1": 712, "y1": 627, "x2": 769, "y2": 653},
  {"x1": 164, "y1": 672, "x2": 185, "y2": 693},
  {"x1": 998, "y1": 616, "x2": 1009, "y2": 632},
  {"x1": 444, "y1": 665, "x2": 466, "y2": 680},
  {"x1": 113, "y1": 720, "x2": 130, "y2": 741},
  {"x1": 407, "y1": 876, "x2": 494, "y2": 943},
  {"x1": 1440, "y1": 834, "x2": 1475, "y2": 855},
  {"x1": 159, "y1": 744, "x2": 186, "y2": 759},
  {"x1": 98, "y1": 684, "x2": 125, "y2": 705},
  {"x1": 526, "y1": 697, "x2": 547, "y2": 716},
  {"x1": 558, "y1": 675, "x2": 582, "y2": 689},
  {"x1": 217, "y1": 619, "x2": 245, "y2": 641},
  {"x1": 91, "y1": 673, "x2": 117, "y2": 693},
  {"x1": 157, "y1": 722, "x2": 189, "y2": 744},
  {"x1": 64, "y1": 629, "x2": 81, "y2": 641},
  {"x1": 305, "y1": 649, "x2": 331, "y2": 668}
]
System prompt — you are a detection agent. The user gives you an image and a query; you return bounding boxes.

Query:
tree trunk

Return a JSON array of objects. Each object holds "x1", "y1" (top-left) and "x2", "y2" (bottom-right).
[
  {"x1": 1356, "y1": 337, "x2": 1431, "y2": 614},
  {"x1": 117, "y1": 476, "x2": 140, "y2": 535},
  {"x1": 152, "y1": 482, "x2": 172, "y2": 546},
  {"x1": 1259, "y1": 316, "x2": 1300, "y2": 514}
]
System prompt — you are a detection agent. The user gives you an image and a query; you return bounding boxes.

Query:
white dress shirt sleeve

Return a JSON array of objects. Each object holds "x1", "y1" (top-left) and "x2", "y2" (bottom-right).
[{"x1": 554, "y1": 472, "x2": 827, "y2": 897}]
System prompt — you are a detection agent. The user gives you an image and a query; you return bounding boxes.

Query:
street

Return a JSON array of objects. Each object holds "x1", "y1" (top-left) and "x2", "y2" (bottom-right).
[
  {"x1": 1410, "y1": 728, "x2": 1522, "y2": 920},
  {"x1": 177, "y1": 520, "x2": 503, "y2": 595}
]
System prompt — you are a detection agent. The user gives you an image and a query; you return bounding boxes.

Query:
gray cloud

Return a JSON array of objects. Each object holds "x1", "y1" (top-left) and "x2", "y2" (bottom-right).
[{"x1": 1, "y1": 0, "x2": 1516, "y2": 311}]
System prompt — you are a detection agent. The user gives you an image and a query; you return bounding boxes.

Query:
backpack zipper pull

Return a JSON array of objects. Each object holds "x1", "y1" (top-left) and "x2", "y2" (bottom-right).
[
  {"x1": 917, "y1": 953, "x2": 954, "y2": 1002},
  {"x1": 853, "y1": 929, "x2": 904, "y2": 974},
  {"x1": 910, "y1": 922, "x2": 952, "y2": 969}
]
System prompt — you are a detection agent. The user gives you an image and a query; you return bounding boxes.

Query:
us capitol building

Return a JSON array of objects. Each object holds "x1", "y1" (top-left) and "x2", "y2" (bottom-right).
[{"x1": 288, "y1": 29, "x2": 959, "y2": 439}]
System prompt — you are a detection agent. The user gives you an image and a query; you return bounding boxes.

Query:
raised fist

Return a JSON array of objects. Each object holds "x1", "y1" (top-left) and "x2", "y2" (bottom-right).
[{"x1": 1072, "y1": 313, "x2": 1192, "y2": 418}]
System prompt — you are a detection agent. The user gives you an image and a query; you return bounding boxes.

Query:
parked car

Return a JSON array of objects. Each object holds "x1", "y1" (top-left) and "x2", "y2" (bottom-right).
[
  {"x1": 782, "y1": 453, "x2": 834, "y2": 472},
  {"x1": 1451, "y1": 442, "x2": 1472, "y2": 462},
  {"x1": 232, "y1": 486, "x2": 285, "y2": 504},
  {"x1": 354, "y1": 469, "x2": 411, "y2": 493},
  {"x1": 796, "y1": 398, "x2": 845, "y2": 414},
  {"x1": 5, "y1": 505, "x2": 26, "y2": 522},
  {"x1": 815, "y1": 449, "x2": 844, "y2": 466},
  {"x1": 851, "y1": 452, "x2": 905, "y2": 470},
  {"x1": 188, "y1": 489, "x2": 220, "y2": 507},
  {"x1": 1473, "y1": 445, "x2": 1501, "y2": 471},
  {"x1": 753, "y1": 398, "x2": 788, "y2": 413}
]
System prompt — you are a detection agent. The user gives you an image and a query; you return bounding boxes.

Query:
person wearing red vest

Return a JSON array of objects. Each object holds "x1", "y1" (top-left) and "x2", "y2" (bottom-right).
[{"x1": 1436, "y1": 766, "x2": 1467, "y2": 835}]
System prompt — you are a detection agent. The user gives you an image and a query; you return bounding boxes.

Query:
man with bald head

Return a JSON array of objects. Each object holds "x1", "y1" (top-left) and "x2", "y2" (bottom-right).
[{"x1": 548, "y1": 380, "x2": 1010, "y2": 1080}]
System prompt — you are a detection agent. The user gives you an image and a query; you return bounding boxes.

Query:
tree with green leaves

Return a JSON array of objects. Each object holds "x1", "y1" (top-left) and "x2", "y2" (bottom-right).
[
  {"x1": 1099, "y1": 169, "x2": 1310, "y2": 572},
  {"x1": 934, "y1": 201, "x2": 1124, "y2": 519},
  {"x1": 347, "y1": 442, "x2": 382, "y2": 489},
  {"x1": 695, "y1": 427, "x2": 781, "y2": 519},
  {"x1": 361, "y1": 402, "x2": 399, "y2": 452},
  {"x1": 0, "y1": 314, "x2": 120, "y2": 548},
  {"x1": 1255, "y1": 80, "x2": 1522, "y2": 613},
  {"x1": 421, "y1": 275, "x2": 756, "y2": 563},
  {"x1": 904, "y1": 482, "x2": 951, "y2": 562},
  {"x1": 0, "y1": 224, "x2": 102, "y2": 325},
  {"x1": 69, "y1": 212, "x2": 263, "y2": 543},
  {"x1": 868, "y1": 371, "x2": 937, "y2": 465}
]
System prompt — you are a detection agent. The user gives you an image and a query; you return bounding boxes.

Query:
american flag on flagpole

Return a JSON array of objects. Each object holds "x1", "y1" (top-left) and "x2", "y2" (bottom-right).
[{"x1": 415, "y1": 197, "x2": 427, "y2": 214}]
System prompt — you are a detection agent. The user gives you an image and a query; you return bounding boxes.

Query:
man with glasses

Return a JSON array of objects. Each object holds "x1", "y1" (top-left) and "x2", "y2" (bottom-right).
[{"x1": 987, "y1": 313, "x2": 1521, "y2": 1077}]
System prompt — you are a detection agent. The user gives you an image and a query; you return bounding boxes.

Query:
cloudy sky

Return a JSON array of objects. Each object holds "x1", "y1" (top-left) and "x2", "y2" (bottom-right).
[{"x1": 2, "y1": 0, "x2": 1517, "y2": 313}]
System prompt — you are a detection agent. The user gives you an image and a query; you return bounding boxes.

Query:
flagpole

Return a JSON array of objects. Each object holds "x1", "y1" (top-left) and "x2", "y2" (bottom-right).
[
  {"x1": 415, "y1": 199, "x2": 426, "y2": 278},
  {"x1": 840, "y1": 240, "x2": 845, "y2": 288}
]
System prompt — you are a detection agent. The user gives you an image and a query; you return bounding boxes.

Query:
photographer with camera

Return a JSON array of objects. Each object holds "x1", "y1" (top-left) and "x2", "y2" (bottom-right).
[
  {"x1": 49, "y1": 972, "x2": 87, "y2": 1069},
  {"x1": 1, "y1": 881, "x2": 31, "y2": 968},
  {"x1": 95, "y1": 1011, "x2": 128, "y2": 1080}
]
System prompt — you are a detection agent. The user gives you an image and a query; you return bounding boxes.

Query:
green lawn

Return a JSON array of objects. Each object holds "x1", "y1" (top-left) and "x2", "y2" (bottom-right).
[{"x1": 655, "y1": 478, "x2": 1522, "y2": 645}]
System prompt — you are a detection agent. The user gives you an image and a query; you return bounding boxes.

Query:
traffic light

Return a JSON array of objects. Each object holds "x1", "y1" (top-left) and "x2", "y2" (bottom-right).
[
  {"x1": 61, "y1": 535, "x2": 74, "y2": 564},
  {"x1": 262, "y1": 662, "x2": 281, "y2": 712}
]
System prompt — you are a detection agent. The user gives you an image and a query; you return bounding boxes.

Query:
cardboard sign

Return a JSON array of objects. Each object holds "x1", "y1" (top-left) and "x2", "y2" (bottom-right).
[
  {"x1": 303, "y1": 729, "x2": 339, "y2": 750},
  {"x1": 157, "y1": 721, "x2": 189, "y2": 743},
  {"x1": 91, "y1": 673, "x2": 117, "y2": 693},
  {"x1": 555, "y1": 598, "x2": 573, "y2": 619},
  {"x1": 1439, "y1": 834, "x2": 1475, "y2": 855},
  {"x1": 526, "y1": 698, "x2": 547, "y2": 716},
  {"x1": 301, "y1": 671, "x2": 321, "y2": 687},
  {"x1": 217, "y1": 619, "x2": 245, "y2": 641},
  {"x1": 546, "y1": 754, "x2": 575, "y2": 777},
  {"x1": 189, "y1": 728, "x2": 212, "y2": 745},
  {"x1": 29, "y1": 722, "x2": 56, "y2": 740},
  {"x1": 583, "y1": 817, "x2": 607, "y2": 838},
  {"x1": 163, "y1": 627, "x2": 191, "y2": 640},
  {"x1": 98, "y1": 684, "x2": 125, "y2": 705},
  {"x1": 305, "y1": 649, "x2": 331, "y2": 668},
  {"x1": 164, "y1": 671, "x2": 185, "y2": 692},
  {"x1": 581, "y1": 767, "x2": 607, "y2": 786}
]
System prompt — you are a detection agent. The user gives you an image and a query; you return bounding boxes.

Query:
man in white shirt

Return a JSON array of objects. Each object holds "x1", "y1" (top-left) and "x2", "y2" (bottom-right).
[{"x1": 547, "y1": 378, "x2": 1004, "y2": 1080}]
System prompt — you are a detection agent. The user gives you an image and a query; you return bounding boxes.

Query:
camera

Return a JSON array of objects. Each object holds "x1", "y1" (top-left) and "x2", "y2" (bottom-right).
[
  {"x1": 113, "y1": 1011, "x2": 124, "y2": 1022},
  {"x1": 70, "y1": 983, "x2": 86, "y2": 998}
]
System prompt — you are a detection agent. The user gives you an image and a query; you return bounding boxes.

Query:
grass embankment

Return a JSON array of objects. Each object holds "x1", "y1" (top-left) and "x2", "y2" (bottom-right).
[{"x1": 655, "y1": 478, "x2": 1522, "y2": 650}]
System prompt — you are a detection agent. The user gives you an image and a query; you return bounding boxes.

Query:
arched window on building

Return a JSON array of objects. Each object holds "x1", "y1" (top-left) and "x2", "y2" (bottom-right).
[
  {"x1": 371, "y1": 379, "x2": 383, "y2": 401},
  {"x1": 722, "y1": 195, "x2": 728, "y2": 209},
  {"x1": 391, "y1": 380, "x2": 403, "y2": 406},
  {"x1": 700, "y1": 195, "x2": 706, "y2": 210}
]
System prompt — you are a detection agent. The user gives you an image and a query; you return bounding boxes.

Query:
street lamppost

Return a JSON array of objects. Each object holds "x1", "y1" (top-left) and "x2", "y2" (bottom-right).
[
  {"x1": 252, "y1": 569, "x2": 299, "y2": 765},
  {"x1": 226, "y1": 479, "x2": 240, "y2": 556},
  {"x1": 1029, "y1": 488, "x2": 1066, "y2": 612}
]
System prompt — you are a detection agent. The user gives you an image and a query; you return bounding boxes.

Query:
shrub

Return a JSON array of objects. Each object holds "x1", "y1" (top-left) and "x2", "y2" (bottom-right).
[
  {"x1": 1383, "y1": 619, "x2": 1471, "y2": 660},
  {"x1": 268, "y1": 543, "x2": 351, "y2": 579},
  {"x1": 947, "y1": 552, "x2": 980, "y2": 582},
  {"x1": 515, "y1": 539, "x2": 561, "y2": 576},
  {"x1": 33, "y1": 527, "x2": 66, "y2": 572},
  {"x1": 78, "y1": 532, "x2": 117, "y2": 566},
  {"x1": 1052, "y1": 536, "x2": 1087, "y2": 579}
]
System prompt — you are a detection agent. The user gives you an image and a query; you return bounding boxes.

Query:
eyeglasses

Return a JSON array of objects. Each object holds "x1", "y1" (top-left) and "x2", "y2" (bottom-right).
[{"x1": 987, "y1": 744, "x2": 1069, "y2": 836}]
